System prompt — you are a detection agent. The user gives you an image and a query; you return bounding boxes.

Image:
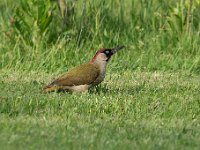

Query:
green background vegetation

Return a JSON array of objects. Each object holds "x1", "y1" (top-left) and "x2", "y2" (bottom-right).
[{"x1": 0, "y1": 0, "x2": 200, "y2": 149}]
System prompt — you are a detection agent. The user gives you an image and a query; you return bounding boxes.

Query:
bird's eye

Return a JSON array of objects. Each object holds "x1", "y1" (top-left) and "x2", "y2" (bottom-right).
[{"x1": 105, "y1": 50, "x2": 109, "y2": 54}]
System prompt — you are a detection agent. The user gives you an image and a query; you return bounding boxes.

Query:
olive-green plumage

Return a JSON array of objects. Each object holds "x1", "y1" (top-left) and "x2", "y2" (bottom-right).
[
  {"x1": 44, "y1": 63, "x2": 100, "y2": 92},
  {"x1": 51, "y1": 64, "x2": 100, "y2": 86}
]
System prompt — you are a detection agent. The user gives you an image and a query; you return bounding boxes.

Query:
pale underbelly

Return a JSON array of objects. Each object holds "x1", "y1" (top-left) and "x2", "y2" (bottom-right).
[{"x1": 62, "y1": 85, "x2": 90, "y2": 92}]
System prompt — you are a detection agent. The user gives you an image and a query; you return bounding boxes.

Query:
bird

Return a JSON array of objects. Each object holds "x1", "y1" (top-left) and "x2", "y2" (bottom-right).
[{"x1": 44, "y1": 45, "x2": 125, "y2": 92}]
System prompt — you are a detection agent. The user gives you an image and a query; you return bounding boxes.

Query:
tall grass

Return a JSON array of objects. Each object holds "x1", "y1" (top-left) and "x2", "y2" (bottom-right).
[{"x1": 0, "y1": 0, "x2": 200, "y2": 73}]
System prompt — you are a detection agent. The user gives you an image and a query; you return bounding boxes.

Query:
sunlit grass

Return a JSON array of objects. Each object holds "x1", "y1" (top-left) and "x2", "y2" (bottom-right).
[{"x1": 0, "y1": 69, "x2": 200, "y2": 149}]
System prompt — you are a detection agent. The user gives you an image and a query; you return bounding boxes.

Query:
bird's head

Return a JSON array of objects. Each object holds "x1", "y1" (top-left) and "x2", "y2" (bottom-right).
[{"x1": 90, "y1": 45, "x2": 125, "y2": 64}]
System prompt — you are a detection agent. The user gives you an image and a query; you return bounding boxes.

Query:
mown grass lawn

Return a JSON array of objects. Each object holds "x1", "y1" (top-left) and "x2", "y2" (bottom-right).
[
  {"x1": 0, "y1": 69, "x2": 199, "y2": 150},
  {"x1": 1, "y1": 0, "x2": 200, "y2": 149}
]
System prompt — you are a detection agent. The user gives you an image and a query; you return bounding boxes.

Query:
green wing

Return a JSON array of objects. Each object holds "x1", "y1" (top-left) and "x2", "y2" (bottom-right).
[{"x1": 50, "y1": 64, "x2": 100, "y2": 86}]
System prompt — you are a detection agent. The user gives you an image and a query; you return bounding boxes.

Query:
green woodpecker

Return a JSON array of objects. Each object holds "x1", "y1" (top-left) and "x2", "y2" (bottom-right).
[{"x1": 44, "y1": 45, "x2": 125, "y2": 92}]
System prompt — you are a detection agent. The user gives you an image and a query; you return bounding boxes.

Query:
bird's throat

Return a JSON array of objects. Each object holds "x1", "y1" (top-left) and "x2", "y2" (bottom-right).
[{"x1": 92, "y1": 60, "x2": 107, "y2": 84}]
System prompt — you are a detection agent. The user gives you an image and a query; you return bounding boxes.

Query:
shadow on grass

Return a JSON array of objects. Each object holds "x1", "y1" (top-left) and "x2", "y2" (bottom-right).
[{"x1": 89, "y1": 83, "x2": 145, "y2": 95}]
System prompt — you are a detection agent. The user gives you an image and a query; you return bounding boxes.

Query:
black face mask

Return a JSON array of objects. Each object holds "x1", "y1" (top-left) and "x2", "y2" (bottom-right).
[{"x1": 102, "y1": 49, "x2": 113, "y2": 61}]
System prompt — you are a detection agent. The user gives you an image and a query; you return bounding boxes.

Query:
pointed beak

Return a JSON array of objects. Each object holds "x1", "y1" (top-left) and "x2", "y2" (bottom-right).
[{"x1": 111, "y1": 45, "x2": 125, "y2": 54}]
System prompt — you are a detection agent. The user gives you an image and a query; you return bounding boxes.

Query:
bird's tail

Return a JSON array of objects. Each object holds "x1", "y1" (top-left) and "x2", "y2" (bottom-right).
[{"x1": 43, "y1": 84, "x2": 61, "y2": 92}]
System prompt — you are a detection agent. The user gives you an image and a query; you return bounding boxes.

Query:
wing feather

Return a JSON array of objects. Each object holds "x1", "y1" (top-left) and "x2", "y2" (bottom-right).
[{"x1": 47, "y1": 63, "x2": 100, "y2": 87}]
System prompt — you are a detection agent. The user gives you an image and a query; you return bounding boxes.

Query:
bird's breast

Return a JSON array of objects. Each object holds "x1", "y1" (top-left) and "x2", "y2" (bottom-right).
[{"x1": 93, "y1": 69, "x2": 106, "y2": 85}]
